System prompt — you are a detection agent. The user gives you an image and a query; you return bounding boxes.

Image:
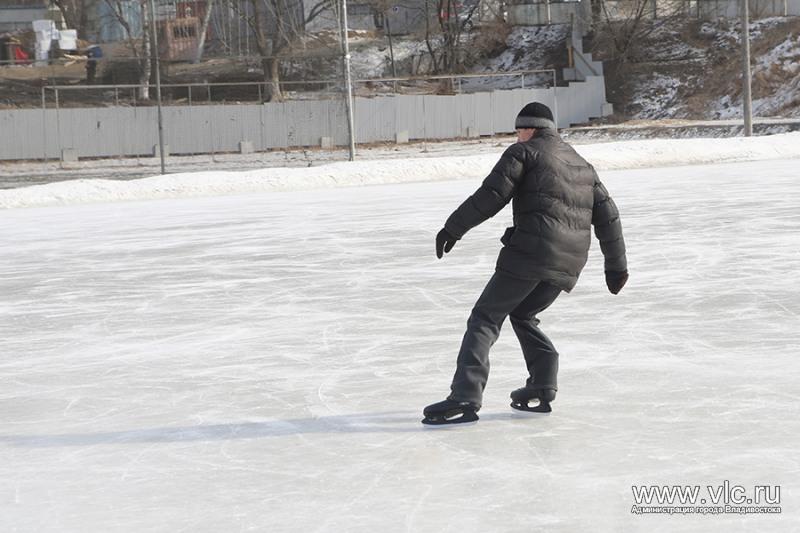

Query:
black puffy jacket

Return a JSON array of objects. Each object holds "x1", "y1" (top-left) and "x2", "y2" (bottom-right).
[{"x1": 444, "y1": 129, "x2": 627, "y2": 292}]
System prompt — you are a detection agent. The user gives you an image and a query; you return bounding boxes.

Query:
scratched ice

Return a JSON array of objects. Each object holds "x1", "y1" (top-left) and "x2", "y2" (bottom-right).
[{"x1": 1, "y1": 158, "x2": 799, "y2": 532}]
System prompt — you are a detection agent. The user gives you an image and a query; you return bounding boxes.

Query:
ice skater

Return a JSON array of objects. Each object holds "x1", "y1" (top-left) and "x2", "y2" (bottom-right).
[{"x1": 422, "y1": 102, "x2": 628, "y2": 426}]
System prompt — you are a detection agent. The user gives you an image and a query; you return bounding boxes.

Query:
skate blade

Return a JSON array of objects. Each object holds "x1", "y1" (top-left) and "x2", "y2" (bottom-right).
[
  {"x1": 510, "y1": 409, "x2": 551, "y2": 417},
  {"x1": 510, "y1": 402, "x2": 551, "y2": 416},
  {"x1": 421, "y1": 419, "x2": 479, "y2": 428},
  {"x1": 421, "y1": 412, "x2": 479, "y2": 427}
]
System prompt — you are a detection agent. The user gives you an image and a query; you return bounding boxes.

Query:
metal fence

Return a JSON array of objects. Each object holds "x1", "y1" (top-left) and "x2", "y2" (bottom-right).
[
  {"x1": 0, "y1": 71, "x2": 614, "y2": 162},
  {"x1": 32, "y1": 70, "x2": 558, "y2": 107}
]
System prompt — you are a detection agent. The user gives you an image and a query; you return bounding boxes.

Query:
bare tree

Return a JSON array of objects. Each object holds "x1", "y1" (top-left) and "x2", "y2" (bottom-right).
[
  {"x1": 366, "y1": 0, "x2": 398, "y2": 77},
  {"x1": 589, "y1": 0, "x2": 693, "y2": 114},
  {"x1": 228, "y1": 0, "x2": 335, "y2": 101},
  {"x1": 596, "y1": 0, "x2": 654, "y2": 64},
  {"x1": 51, "y1": 0, "x2": 95, "y2": 37},
  {"x1": 592, "y1": 0, "x2": 689, "y2": 64},
  {"x1": 419, "y1": 0, "x2": 479, "y2": 75},
  {"x1": 195, "y1": 0, "x2": 216, "y2": 63},
  {"x1": 423, "y1": 0, "x2": 441, "y2": 73},
  {"x1": 104, "y1": 0, "x2": 151, "y2": 99},
  {"x1": 219, "y1": 0, "x2": 275, "y2": 98}
]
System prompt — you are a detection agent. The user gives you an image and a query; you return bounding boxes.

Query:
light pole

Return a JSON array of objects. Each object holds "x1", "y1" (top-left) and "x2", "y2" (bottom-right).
[
  {"x1": 149, "y1": 0, "x2": 166, "y2": 173},
  {"x1": 341, "y1": 0, "x2": 356, "y2": 160},
  {"x1": 741, "y1": 0, "x2": 753, "y2": 136}
]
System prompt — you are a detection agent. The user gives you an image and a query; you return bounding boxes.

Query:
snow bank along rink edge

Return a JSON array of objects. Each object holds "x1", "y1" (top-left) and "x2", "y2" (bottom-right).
[{"x1": 1, "y1": 132, "x2": 799, "y2": 210}]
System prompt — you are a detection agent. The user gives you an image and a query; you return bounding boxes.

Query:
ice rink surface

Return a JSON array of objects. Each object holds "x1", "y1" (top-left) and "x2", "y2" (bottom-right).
[{"x1": 1, "y1": 158, "x2": 799, "y2": 532}]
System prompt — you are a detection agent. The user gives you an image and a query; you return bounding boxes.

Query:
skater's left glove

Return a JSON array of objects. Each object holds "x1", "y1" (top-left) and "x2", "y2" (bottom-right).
[
  {"x1": 435, "y1": 228, "x2": 458, "y2": 259},
  {"x1": 605, "y1": 270, "x2": 628, "y2": 295}
]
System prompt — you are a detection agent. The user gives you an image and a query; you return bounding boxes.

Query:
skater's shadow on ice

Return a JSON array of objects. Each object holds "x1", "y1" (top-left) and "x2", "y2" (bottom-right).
[{"x1": 1, "y1": 411, "x2": 421, "y2": 448}]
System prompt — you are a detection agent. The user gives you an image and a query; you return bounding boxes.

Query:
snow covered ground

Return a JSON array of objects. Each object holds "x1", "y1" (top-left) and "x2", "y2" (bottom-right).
[
  {"x1": 2, "y1": 132, "x2": 799, "y2": 209},
  {"x1": 0, "y1": 136, "x2": 521, "y2": 192},
  {"x1": 1, "y1": 137, "x2": 799, "y2": 532}
]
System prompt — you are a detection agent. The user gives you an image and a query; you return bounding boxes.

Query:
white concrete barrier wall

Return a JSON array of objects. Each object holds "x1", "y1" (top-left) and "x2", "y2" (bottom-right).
[{"x1": 0, "y1": 82, "x2": 609, "y2": 161}]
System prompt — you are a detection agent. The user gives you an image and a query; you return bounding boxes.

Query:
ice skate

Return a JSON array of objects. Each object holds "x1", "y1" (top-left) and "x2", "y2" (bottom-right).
[
  {"x1": 510, "y1": 386, "x2": 555, "y2": 415},
  {"x1": 421, "y1": 399, "x2": 479, "y2": 426}
]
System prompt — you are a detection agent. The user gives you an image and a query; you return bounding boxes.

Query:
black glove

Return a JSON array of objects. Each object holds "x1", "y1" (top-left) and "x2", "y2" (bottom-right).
[
  {"x1": 605, "y1": 270, "x2": 629, "y2": 295},
  {"x1": 435, "y1": 228, "x2": 458, "y2": 259}
]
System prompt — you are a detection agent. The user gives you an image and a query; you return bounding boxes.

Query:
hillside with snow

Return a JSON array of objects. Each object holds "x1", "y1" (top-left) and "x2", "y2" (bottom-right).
[
  {"x1": 344, "y1": 16, "x2": 800, "y2": 121},
  {"x1": 590, "y1": 16, "x2": 800, "y2": 120}
]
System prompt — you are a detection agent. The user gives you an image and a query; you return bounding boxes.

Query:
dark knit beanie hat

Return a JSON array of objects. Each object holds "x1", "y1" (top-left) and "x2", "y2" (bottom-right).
[{"x1": 515, "y1": 102, "x2": 556, "y2": 130}]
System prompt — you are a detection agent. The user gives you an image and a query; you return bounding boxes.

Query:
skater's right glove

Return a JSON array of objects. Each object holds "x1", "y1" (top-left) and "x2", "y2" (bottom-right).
[
  {"x1": 435, "y1": 228, "x2": 458, "y2": 259},
  {"x1": 605, "y1": 270, "x2": 629, "y2": 295}
]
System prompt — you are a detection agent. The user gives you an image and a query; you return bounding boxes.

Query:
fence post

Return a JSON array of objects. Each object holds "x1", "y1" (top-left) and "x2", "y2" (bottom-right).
[
  {"x1": 207, "y1": 83, "x2": 216, "y2": 161},
  {"x1": 117, "y1": 98, "x2": 124, "y2": 160},
  {"x1": 41, "y1": 87, "x2": 48, "y2": 162},
  {"x1": 341, "y1": 0, "x2": 357, "y2": 161},
  {"x1": 54, "y1": 87, "x2": 62, "y2": 164},
  {"x1": 551, "y1": 70, "x2": 559, "y2": 129}
]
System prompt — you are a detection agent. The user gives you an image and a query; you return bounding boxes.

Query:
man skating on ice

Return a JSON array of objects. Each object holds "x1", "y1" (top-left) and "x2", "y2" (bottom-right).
[{"x1": 422, "y1": 102, "x2": 628, "y2": 426}]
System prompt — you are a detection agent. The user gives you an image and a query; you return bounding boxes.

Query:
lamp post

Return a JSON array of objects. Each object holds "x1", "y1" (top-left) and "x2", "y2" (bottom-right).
[
  {"x1": 149, "y1": 0, "x2": 166, "y2": 173},
  {"x1": 741, "y1": 0, "x2": 753, "y2": 137},
  {"x1": 341, "y1": 0, "x2": 356, "y2": 160}
]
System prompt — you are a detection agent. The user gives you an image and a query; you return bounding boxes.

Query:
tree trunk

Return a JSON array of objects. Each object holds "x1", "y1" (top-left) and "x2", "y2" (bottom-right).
[
  {"x1": 386, "y1": 12, "x2": 397, "y2": 79},
  {"x1": 424, "y1": 0, "x2": 440, "y2": 73},
  {"x1": 251, "y1": 0, "x2": 284, "y2": 102},
  {"x1": 270, "y1": 57, "x2": 282, "y2": 101},
  {"x1": 262, "y1": 56, "x2": 283, "y2": 101},
  {"x1": 194, "y1": 0, "x2": 215, "y2": 63},
  {"x1": 52, "y1": 0, "x2": 93, "y2": 39},
  {"x1": 78, "y1": 0, "x2": 89, "y2": 38},
  {"x1": 591, "y1": 0, "x2": 602, "y2": 26},
  {"x1": 53, "y1": 0, "x2": 78, "y2": 30},
  {"x1": 140, "y1": 0, "x2": 151, "y2": 100}
]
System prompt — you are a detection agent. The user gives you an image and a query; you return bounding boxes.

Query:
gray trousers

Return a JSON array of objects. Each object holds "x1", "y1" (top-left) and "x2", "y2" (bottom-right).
[{"x1": 448, "y1": 272, "x2": 562, "y2": 408}]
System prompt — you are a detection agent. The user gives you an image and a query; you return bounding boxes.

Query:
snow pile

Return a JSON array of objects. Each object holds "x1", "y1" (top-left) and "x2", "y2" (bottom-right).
[{"x1": 2, "y1": 133, "x2": 799, "y2": 209}]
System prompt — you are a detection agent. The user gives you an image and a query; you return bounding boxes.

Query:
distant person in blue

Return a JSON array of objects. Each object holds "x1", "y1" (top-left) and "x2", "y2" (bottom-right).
[
  {"x1": 422, "y1": 102, "x2": 629, "y2": 426},
  {"x1": 85, "y1": 45, "x2": 102, "y2": 84}
]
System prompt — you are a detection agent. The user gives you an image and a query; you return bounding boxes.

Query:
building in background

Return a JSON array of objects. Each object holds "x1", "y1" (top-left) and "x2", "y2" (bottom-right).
[
  {"x1": 81, "y1": 1, "x2": 205, "y2": 44},
  {"x1": 0, "y1": 0, "x2": 50, "y2": 34},
  {"x1": 158, "y1": 16, "x2": 201, "y2": 60},
  {"x1": 83, "y1": 1, "x2": 143, "y2": 43}
]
